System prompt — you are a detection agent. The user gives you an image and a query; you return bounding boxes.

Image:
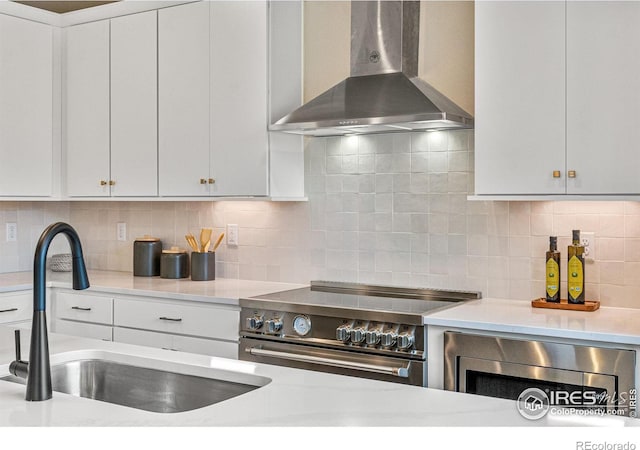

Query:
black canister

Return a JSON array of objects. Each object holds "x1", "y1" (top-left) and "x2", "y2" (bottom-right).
[
  {"x1": 133, "y1": 236, "x2": 162, "y2": 277},
  {"x1": 191, "y1": 252, "x2": 215, "y2": 281},
  {"x1": 160, "y1": 247, "x2": 189, "y2": 279}
]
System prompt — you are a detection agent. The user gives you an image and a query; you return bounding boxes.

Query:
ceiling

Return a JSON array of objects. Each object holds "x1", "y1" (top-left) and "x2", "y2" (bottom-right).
[{"x1": 12, "y1": 1, "x2": 120, "y2": 14}]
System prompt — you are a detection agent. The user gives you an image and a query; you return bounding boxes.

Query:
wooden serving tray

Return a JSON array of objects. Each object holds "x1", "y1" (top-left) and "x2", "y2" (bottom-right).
[{"x1": 531, "y1": 298, "x2": 600, "y2": 312}]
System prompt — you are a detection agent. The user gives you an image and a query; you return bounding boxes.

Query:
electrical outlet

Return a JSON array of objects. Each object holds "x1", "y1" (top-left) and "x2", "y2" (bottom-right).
[
  {"x1": 227, "y1": 224, "x2": 239, "y2": 246},
  {"x1": 117, "y1": 222, "x2": 127, "y2": 241},
  {"x1": 581, "y1": 232, "x2": 595, "y2": 261},
  {"x1": 5, "y1": 223, "x2": 16, "y2": 242}
]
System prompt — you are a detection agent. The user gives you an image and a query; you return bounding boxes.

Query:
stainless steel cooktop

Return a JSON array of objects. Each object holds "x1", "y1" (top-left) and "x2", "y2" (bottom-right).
[{"x1": 242, "y1": 281, "x2": 481, "y2": 325}]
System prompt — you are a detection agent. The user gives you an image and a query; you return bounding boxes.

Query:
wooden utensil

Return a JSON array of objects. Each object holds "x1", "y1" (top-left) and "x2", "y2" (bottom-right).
[
  {"x1": 200, "y1": 228, "x2": 213, "y2": 253},
  {"x1": 185, "y1": 234, "x2": 199, "y2": 252},
  {"x1": 212, "y1": 232, "x2": 225, "y2": 252}
]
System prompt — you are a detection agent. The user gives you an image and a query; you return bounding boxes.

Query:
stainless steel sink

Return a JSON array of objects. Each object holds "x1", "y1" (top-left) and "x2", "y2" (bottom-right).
[{"x1": 1, "y1": 358, "x2": 263, "y2": 413}]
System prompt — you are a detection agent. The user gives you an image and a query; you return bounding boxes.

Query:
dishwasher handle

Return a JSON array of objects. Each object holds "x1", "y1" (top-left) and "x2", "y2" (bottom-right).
[{"x1": 246, "y1": 347, "x2": 409, "y2": 378}]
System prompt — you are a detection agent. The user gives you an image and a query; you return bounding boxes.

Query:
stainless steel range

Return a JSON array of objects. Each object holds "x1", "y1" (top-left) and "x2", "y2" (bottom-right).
[{"x1": 239, "y1": 281, "x2": 480, "y2": 386}]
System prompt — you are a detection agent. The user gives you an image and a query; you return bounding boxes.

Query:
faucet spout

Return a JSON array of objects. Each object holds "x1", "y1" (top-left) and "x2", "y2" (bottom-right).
[{"x1": 24, "y1": 222, "x2": 90, "y2": 401}]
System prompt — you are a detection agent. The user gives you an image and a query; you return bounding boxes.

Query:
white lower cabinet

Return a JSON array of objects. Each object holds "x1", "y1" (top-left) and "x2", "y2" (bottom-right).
[
  {"x1": 0, "y1": 291, "x2": 32, "y2": 325},
  {"x1": 50, "y1": 288, "x2": 239, "y2": 358},
  {"x1": 113, "y1": 297, "x2": 238, "y2": 341},
  {"x1": 113, "y1": 297, "x2": 239, "y2": 358},
  {"x1": 54, "y1": 291, "x2": 113, "y2": 324},
  {"x1": 54, "y1": 320, "x2": 113, "y2": 341},
  {"x1": 113, "y1": 328, "x2": 237, "y2": 359}
]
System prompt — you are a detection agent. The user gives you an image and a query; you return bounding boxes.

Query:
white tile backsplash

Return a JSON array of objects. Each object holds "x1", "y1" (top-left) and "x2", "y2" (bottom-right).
[{"x1": 1, "y1": 130, "x2": 640, "y2": 307}]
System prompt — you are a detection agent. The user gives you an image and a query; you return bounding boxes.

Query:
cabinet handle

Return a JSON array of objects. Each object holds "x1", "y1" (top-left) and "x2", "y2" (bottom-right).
[
  {"x1": 208, "y1": 178, "x2": 215, "y2": 184},
  {"x1": 109, "y1": 180, "x2": 116, "y2": 186},
  {"x1": 100, "y1": 180, "x2": 108, "y2": 186},
  {"x1": 159, "y1": 316, "x2": 182, "y2": 322},
  {"x1": 568, "y1": 170, "x2": 577, "y2": 178},
  {"x1": 552, "y1": 170, "x2": 561, "y2": 178},
  {"x1": 71, "y1": 306, "x2": 91, "y2": 311},
  {"x1": 162, "y1": 347, "x2": 179, "y2": 351},
  {"x1": 199, "y1": 178, "x2": 207, "y2": 185},
  {"x1": 0, "y1": 308, "x2": 18, "y2": 313}
]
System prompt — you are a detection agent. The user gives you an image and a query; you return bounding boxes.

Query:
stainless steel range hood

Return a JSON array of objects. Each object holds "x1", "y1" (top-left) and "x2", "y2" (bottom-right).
[{"x1": 271, "y1": 1, "x2": 473, "y2": 137}]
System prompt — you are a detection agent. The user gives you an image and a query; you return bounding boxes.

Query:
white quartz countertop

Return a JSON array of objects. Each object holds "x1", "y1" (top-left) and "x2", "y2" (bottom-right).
[
  {"x1": 0, "y1": 326, "x2": 632, "y2": 427},
  {"x1": 423, "y1": 298, "x2": 640, "y2": 346},
  {"x1": 0, "y1": 270, "x2": 307, "y2": 305}
]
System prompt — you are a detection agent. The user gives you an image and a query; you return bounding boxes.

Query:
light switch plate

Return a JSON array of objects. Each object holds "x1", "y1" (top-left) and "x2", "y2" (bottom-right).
[
  {"x1": 581, "y1": 232, "x2": 595, "y2": 261},
  {"x1": 227, "y1": 224, "x2": 239, "y2": 246},
  {"x1": 117, "y1": 222, "x2": 127, "y2": 241},
  {"x1": 5, "y1": 223, "x2": 16, "y2": 242}
]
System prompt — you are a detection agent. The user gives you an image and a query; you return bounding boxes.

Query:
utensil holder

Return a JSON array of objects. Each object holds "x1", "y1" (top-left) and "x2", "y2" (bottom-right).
[{"x1": 191, "y1": 252, "x2": 215, "y2": 281}]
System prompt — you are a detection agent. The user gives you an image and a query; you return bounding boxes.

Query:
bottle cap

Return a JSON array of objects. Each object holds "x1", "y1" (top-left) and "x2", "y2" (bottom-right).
[{"x1": 572, "y1": 230, "x2": 580, "y2": 241}]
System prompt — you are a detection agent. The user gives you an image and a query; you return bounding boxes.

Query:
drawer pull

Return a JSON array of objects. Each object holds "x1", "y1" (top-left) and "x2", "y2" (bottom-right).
[
  {"x1": 162, "y1": 347, "x2": 179, "y2": 351},
  {"x1": 0, "y1": 308, "x2": 18, "y2": 313},
  {"x1": 71, "y1": 306, "x2": 92, "y2": 311},
  {"x1": 159, "y1": 316, "x2": 182, "y2": 322}
]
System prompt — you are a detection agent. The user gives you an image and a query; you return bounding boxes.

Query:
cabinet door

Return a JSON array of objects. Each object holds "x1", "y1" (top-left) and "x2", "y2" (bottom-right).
[
  {"x1": 567, "y1": 2, "x2": 640, "y2": 194},
  {"x1": 111, "y1": 11, "x2": 158, "y2": 197},
  {"x1": 54, "y1": 320, "x2": 113, "y2": 341},
  {"x1": 474, "y1": 1, "x2": 566, "y2": 195},
  {"x1": 158, "y1": 2, "x2": 210, "y2": 196},
  {"x1": 0, "y1": 292, "x2": 31, "y2": 324},
  {"x1": 0, "y1": 15, "x2": 53, "y2": 197},
  {"x1": 113, "y1": 327, "x2": 238, "y2": 359},
  {"x1": 209, "y1": 1, "x2": 268, "y2": 196},
  {"x1": 66, "y1": 20, "x2": 110, "y2": 197}
]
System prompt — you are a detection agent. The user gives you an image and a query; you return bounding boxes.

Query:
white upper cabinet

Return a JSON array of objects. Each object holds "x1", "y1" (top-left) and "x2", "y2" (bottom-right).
[
  {"x1": 475, "y1": 1, "x2": 640, "y2": 197},
  {"x1": 209, "y1": 1, "x2": 268, "y2": 196},
  {"x1": 65, "y1": 20, "x2": 110, "y2": 197},
  {"x1": 10, "y1": 1, "x2": 303, "y2": 201},
  {"x1": 0, "y1": 15, "x2": 53, "y2": 197},
  {"x1": 66, "y1": 12, "x2": 158, "y2": 197},
  {"x1": 158, "y1": 1, "x2": 211, "y2": 197},
  {"x1": 110, "y1": 10, "x2": 158, "y2": 197},
  {"x1": 566, "y1": 1, "x2": 640, "y2": 195},
  {"x1": 474, "y1": 1, "x2": 566, "y2": 195}
]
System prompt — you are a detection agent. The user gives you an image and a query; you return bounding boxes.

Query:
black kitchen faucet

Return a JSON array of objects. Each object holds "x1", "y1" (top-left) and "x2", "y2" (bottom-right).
[{"x1": 10, "y1": 222, "x2": 89, "y2": 401}]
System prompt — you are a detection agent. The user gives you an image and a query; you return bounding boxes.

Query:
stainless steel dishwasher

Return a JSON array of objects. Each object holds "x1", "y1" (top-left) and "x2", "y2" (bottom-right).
[{"x1": 444, "y1": 331, "x2": 636, "y2": 417}]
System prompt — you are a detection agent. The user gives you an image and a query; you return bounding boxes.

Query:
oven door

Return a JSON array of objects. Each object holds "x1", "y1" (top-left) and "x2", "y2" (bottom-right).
[
  {"x1": 240, "y1": 337, "x2": 426, "y2": 386},
  {"x1": 458, "y1": 356, "x2": 618, "y2": 410}
]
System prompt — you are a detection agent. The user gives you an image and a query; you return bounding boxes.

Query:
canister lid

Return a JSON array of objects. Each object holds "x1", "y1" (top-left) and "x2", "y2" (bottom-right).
[
  {"x1": 135, "y1": 235, "x2": 161, "y2": 242},
  {"x1": 162, "y1": 246, "x2": 187, "y2": 254}
]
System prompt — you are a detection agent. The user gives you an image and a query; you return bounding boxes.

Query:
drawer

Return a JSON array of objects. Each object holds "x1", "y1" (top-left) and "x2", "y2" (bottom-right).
[
  {"x1": 113, "y1": 327, "x2": 238, "y2": 359},
  {"x1": 114, "y1": 298, "x2": 238, "y2": 340},
  {"x1": 54, "y1": 319, "x2": 113, "y2": 341},
  {"x1": 54, "y1": 291, "x2": 113, "y2": 325},
  {"x1": 0, "y1": 292, "x2": 31, "y2": 324}
]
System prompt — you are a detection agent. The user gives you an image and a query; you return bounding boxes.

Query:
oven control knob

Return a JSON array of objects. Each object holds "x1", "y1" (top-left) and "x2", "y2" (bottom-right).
[
  {"x1": 397, "y1": 332, "x2": 415, "y2": 350},
  {"x1": 350, "y1": 327, "x2": 366, "y2": 344},
  {"x1": 380, "y1": 331, "x2": 397, "y2": 348},
  {"x1": 265, "y1": 318, "x2": 283, "y2": 334},
  {"x1": 365, "y1": 330, "x2": 381, "y2": 346},
  {"x1": 246, "y1": 315, "x2": 264, "y2": 330},
  {"x1": 336, "y1": 324, "x2": 352, "y2": 342}
]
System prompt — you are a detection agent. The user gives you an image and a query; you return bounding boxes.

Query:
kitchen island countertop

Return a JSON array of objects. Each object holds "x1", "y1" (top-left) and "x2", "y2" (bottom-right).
[{"x1": 0, "y1": 326, "x2": 634, "y2": 427}]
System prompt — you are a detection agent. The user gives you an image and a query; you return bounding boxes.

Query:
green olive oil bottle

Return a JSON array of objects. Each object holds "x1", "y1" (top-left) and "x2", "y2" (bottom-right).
[
  {"x1": 545, "y1": 236, "x2": 560, "y2": 302},
  {"x1": 567, "y1": 230, "x2": 585, "y2": 304}
]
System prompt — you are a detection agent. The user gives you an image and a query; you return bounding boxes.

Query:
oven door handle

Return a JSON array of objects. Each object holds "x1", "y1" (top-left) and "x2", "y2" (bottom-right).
[{"x1": 246, "y1": 347, "x2": 409, "y2": 378}]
